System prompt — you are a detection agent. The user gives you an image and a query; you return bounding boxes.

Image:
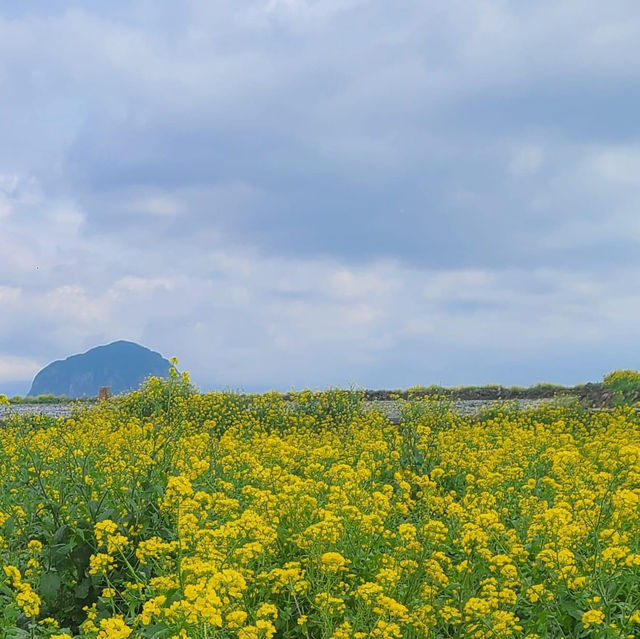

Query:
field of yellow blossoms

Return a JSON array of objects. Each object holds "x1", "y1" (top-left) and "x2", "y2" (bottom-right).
[{"x1": 1, "y1": 371, "x2": 640, "y2": 638}]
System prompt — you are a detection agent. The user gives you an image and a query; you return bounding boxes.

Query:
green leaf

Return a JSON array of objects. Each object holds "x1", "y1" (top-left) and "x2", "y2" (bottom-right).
[
  {"x1": 53, "y1": 524, "x2": 69, "y2": 544},
  {"x1": 70, "y1": 542, "x2": 92, "y2": 576},
  {"x1": 40, "y1": 571, "x2": 61, "y2": 603},
  {"x1": 562, "y1": 600, "x2": 584, "y2": 621},
  {"x1": 2, "y1": 602, "x2": 20, "y2": 623},
  {"x1": 74, "y1": 578, "x2": 91, "y2": 600}
]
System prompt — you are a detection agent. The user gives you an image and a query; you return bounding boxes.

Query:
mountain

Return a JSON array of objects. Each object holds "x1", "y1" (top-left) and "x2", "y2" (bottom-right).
[{"x1": 28, "y1": 341, "x2": 171, "y2": 398}]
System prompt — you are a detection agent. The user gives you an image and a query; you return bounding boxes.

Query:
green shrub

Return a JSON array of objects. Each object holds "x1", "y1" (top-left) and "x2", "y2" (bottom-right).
[
  {"x1": 603, "y1": 369, "x2": 640, "y2": 404},
  {"x1": 603, "y1": 369, "x2": 640, "y2": 391}
]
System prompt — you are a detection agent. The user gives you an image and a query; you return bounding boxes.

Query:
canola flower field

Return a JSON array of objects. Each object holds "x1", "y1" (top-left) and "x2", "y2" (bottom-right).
[{"x1": 1, "y1": 371, "x2": 640, "y2": 638}]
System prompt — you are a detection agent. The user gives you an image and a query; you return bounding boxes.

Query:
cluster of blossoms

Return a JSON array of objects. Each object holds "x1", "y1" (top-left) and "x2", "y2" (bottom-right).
[
  {"x1": 4, "y1": 563, "x2": 41, "y2": 619},
  {"x1": 0, "y1": 378, "x2": 639, "y2": 637}
]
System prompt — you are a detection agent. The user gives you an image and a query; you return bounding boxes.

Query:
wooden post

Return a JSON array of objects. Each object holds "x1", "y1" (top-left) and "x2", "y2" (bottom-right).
[{"x1": 98, "y1": 387, "x2": 113, "y2": 401}]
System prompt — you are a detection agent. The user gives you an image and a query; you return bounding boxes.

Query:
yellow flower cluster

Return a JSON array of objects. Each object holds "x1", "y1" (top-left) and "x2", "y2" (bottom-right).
[
  {"x1": 4, "y1": 564, "x2": 41, "y2": 618},
  {"x1": 0, "y1": 380, "x2": 640, "y2": 638}
]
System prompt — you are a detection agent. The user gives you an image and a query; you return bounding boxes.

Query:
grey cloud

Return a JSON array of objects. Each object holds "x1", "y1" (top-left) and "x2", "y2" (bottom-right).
[{"x1": 2, "y1": 1, "x2": 640, "y2": 387}]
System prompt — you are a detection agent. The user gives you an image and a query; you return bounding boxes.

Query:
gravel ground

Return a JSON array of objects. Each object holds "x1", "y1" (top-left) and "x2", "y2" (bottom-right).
[
  {"x1": 0, "y1": 404, "x2": 74, "y2": 419},
  {"x1": 364, "y1": 398, "x2": 552, "y2": 423},
  {"x1": 0, "y1": 398, "x2": 553, "y2": 423}
]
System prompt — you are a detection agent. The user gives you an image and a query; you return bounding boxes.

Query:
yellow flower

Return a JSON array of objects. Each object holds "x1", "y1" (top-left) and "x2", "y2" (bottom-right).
[
  {"x1": 3, "y1": 377, "x2": 640, "y2": 638},
  {"x1": 139, "y1": 596, "x2": 166, "y2": 625},
  {"x1": 97, "y1": 615, "x2": 132, "y2": 639},
  {"x1": 226, "y1": 610, "x2": 248, "y2": 628},
  {"x1": 320, "y1": 551, "x2": 348, "y2": 573},
  {"x1": 15, "y1": 583, "x2": 41, "y2": 618},
  {"x1": 27, "y1": 539, "x2": 43, "y2": 554},
  {"x1": 256, "y1": 603, "x2": 278, "y2": 619},
  {"x1": 88, "y1": 552, "x2": 115, "y2": 575},
  {"x1": 238, "y1": 620, "x2": 276, "y2": 639},
  {"x1": 582, "y1": 609, "x2": 605, "y2": 628},
  {"x1": 4, "y1": 565, "x2": 21, "y2": 585}
]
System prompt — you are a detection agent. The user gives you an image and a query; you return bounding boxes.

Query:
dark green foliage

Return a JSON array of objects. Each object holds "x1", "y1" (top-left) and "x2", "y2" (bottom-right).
[{"x1": 602, "y1": 369, "x2": 640, "y2": 405}]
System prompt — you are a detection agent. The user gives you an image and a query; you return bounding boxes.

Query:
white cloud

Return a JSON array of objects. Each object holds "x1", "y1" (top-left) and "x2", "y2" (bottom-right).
[
  {"x1": 0, "y1": 356, "x2": 41, "y2": 383},
  {"x1": 510, "y1": 144, "x2": 544, "y2": 176},
  {"x1": 1, "y1": 1, "x2": 640, "y2": 388},
  {"x1": 126, "y1": 195, "x2": 183, "y2": 217},
  {"x1": 115, "y1": 277, "x2": 176, "y2": 293},
  {"x1": 3, "y1": 214, "x2": 640, "y2": 388},
  {"x1": 0, "y1": 195, "x2": 12, "y2": 218},
  {"x1": 587, "y1": 146, "x2": 640, "y2": 185}
]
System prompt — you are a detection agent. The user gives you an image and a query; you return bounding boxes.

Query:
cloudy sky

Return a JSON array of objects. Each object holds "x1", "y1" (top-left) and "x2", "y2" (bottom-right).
[{"x1": 2, "y1": 0, "x2": 640, "y2": 393}]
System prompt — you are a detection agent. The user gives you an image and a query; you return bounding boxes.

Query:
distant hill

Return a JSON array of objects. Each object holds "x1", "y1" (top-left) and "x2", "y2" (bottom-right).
[{"x1": 28, "y1": 341, "x2": 171, "y2": 398}]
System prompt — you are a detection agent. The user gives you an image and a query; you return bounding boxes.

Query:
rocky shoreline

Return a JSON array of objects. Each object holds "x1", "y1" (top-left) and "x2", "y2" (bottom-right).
[{"x1": 360, "y1": 382, "x2": 617, "y2": 406}]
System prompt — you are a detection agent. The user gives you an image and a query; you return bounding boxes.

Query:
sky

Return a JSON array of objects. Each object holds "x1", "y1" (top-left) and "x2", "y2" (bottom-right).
[{"x1": 2, "y1": 0, "x2": 640, "y2": 393}]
